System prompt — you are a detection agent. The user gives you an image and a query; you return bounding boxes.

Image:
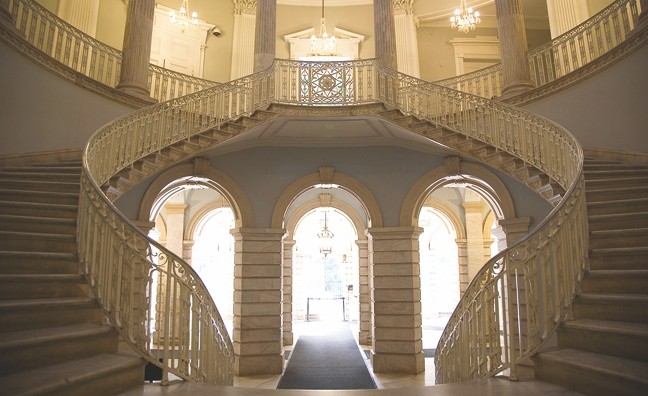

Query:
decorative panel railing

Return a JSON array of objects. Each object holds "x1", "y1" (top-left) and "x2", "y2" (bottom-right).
[
  {"x1": 437, "y1": 0, "x2": 641, "y2": 97},
  {"x1": 5, "y1": 0, "x2": 217, "y2": 103}
]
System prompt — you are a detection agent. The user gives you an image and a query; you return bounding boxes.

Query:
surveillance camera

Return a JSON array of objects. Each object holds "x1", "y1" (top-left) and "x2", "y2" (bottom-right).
[{"x1": 212, "y1": 27, "x2": 221, "y2": 37}]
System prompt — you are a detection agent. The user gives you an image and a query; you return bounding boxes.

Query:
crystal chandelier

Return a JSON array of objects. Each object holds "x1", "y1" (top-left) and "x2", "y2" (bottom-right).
[
  {"x1": 310, "y1": 0, "x2": 337, "y2": 56},
  {"x1": 317, "y1": 211, "x2": 334, "y2": 257},
  {"x1": 450, "y1": 0, "x2": 481, "y2": 33},
  {"x1": 169, "y1": 0, "x2": 198, "y2": 32}
]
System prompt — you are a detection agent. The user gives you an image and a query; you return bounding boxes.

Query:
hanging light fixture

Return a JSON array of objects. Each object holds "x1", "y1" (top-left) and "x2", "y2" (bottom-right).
[
  {"x1": 170, "y1": 0, "x2": 199, "y2": 32},
  {"x1": 310, "y1": 0, "x2": 337, "y2": 56},
  {"x1": 317, "y1": 210, "x2": 334, "y2": 257},
  {"x1": 450, "y1": 0, "x2": 481, "y2": 33}
]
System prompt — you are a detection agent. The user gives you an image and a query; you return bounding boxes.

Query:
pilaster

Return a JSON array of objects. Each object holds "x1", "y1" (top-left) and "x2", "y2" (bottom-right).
[
  {"x1": 232, "y1": 0, "x2": 257, "y2": 79},
  {"x1": 282, "y1": 239, "x2": 295, "y2": 346},
  {"x1": 496, "y1": 0, "x2": 534, "y2": 98},
  {"x1": 232, "y1": 227, "x2": 285, "y2": 375},
  {"x1": 254, "y1": 0, "x2": 276, "y2": 72},
  {"x1": 116, "y1": 0, "x2": 156, "y2": 103},
  {"x1": 463, "y1": 200, "x2": 487, "y2": 283},
  {"x1": 57, "y1": 0, "x2": 100, "y2": 37},
  {"x1": 356, "y1": 239, "x2": 372, "y2": 345},
  {"x1": 393, "y1": 0, "x2": 420, "y2": 77},
  {"x1": 546, "y1": 0, "x2": 589, "y2": 38},
  {"x1": 368, "y1": 226, "x2": 424, "y2": 374}
]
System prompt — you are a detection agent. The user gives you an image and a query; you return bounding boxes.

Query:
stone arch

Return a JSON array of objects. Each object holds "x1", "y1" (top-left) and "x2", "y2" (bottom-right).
[
  {"x1": 271, "y1": 166, "x2": 383, "y2": 229},
  {"x1": 185, "y1": 201, "x2": 234, "y2": 242},
  {"x1": 137, "y1": 158, "x2": 255, "y2": 228},
  {"x1": 400, "y1": 156, "x2": 517, "y2": 227},
  {"x1": 420, "y1": 197, "x2": 467, "y2": 241}
]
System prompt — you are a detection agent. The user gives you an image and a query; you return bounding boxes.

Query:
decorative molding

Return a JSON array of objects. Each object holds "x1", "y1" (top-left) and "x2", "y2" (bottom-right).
[
  {"x1": 393, "y1": 0, "x2": 414, "y2": 15},
  {"x1": 233, "y1": 0, "x2": 257, "y2": 15},
  {"x1": 318, "y1": 166, "x2": 335, "y2": 184}
]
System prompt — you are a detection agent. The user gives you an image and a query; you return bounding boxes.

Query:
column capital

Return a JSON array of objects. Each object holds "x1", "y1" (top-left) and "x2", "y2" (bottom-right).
[
  {"x1": 234, "y1": 0, "x2": 257, "y2": 15},
  {"x1": 367, "y1": 226, "x2": 423, "y2": 240}
]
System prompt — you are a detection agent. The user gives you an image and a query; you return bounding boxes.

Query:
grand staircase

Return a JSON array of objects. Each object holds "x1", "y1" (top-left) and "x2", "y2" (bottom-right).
[
  {"x1": 0, "y1": 158, "x2": 144, "y2": 395},
  {"x1": 533, "y1": 158, "x2": 648, "y2": 395}
]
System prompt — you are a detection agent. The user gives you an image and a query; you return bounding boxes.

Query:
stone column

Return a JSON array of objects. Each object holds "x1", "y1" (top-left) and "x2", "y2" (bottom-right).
[
  {"x1": 116, "y1": 0, "x2": 156, "y2": 102},
  {"x1": 232, "y1": 0, "x2": 257, "y2": 79},
  {"x1": 546, "y1": 0, "x2": 589, "y2": 38},
  {"x1": 495, "y1": 0, "x2": 534, "y2": 98},
  {"x1": 393, "y1": 0, "x2": 420, "y2": 77},
  {"x1": 282, "y1": 238, "x2": 295, "y2": 346},
  {"x1": 57, "y1": 0, "x2": 100, "y2": 37},
  {"x1": 232, "y1": 228, "x2": 284, "y2": 375},
  {"x1": 253, "y1": 0, "x2": 276, "y2": 72},
  {"x1": 456, "y1": 239, "x2": 469, "y2": 294},
  {"x1": 369, "y1": 226, "x2": 424, "y2": 374},
  {"x1": 356, "y1": 239, "x2": 372, "y2": 345},
  {"x1": 374, "y1": 0, "x2": 398, "y2": 69}
]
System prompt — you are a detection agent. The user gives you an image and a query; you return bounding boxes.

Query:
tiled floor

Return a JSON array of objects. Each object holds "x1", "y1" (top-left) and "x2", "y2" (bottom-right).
[{"x1": 120, "y1": 320, "x2": 585, "y2": 396}]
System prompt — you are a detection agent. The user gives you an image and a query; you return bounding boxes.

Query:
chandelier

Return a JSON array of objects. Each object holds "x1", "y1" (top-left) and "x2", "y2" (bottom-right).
[
  {"x1": 317, "y1": 211, "x2": 334, "y2": 257},
  {"x1": 310, "y1": 0, "x2": 337, "y2": 56},
  {"x1": 450, "y1": 0, "x2": 481, "y2": 33},
  {"x1": 169, "y1": 0, "x2": 198, "y2": 32}
]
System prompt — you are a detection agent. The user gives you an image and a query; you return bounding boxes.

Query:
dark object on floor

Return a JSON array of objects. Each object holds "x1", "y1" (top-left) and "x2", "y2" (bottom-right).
[{"x1": 277, "y1": 322, "x2": 376, "y2": 390}]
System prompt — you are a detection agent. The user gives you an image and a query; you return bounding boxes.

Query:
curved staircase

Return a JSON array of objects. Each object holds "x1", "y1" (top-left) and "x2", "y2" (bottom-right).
[
  {"x1": 532, "y1": 158, "x2": 648, "y2": 395},
  {"x1": 0, "y1": 158, "x2": 144, "y2": 395}
]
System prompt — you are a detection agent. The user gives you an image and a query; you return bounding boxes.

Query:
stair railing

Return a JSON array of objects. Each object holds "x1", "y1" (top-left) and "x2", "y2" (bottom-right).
[
  {"x1": 4, "y1": 0, "x2": 217, "y2": 103},
  {"x1": 79, "y1": 67, "x2": 275, "y2": 385},
  {"x1": 374, "y1": 64, "x2": 588, "y2": 383},
  {"x1": 79, "y1": 56, "x2": 587, "y2": 386},
  {"x1": 436, "y1": 0, "x2": 642, "y2": 97}
]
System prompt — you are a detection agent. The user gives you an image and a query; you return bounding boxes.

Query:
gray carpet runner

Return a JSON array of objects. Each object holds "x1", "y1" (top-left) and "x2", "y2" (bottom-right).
[{"x1": 277, "y1": 322, "x2": 377, "y2": 390}]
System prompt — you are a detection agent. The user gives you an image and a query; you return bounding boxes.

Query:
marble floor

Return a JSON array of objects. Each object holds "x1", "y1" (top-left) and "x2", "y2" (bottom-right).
[{"x1": 120, "y1": 320, "x2": 585, "y2": 396}]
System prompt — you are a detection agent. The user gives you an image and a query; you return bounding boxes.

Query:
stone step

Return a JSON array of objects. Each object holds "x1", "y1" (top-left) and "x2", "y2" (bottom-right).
[
  {"x1": 588, "y1": 211, "x2": 648, "y2": 232},
  {"x1": 0, "y1": 231, "x2": 76, "y2": 254},
  {"x1": 0, "y1": 352, "x2": 144, "y2": 396},
  {"x1": 585, "y1": 185, "x2": 648, "y2": 202},
  {"x1": 589, "y1": 228, "x2": 648, "y2": 249},
  {"x1": 533, "y1": 348, "x2": 648, "y2": 396},
  {"x1": 584, "y1": 163, "x2": 648, "y2": 171},
  {"x1": 1, "y1": 165, "x2": 82, "y2": 174},
  {"x1": 0, "y1": 171, "x2": 80, "y2": 182},
  {"x1": 0, "y1": 297, "x2": 101, "y2": 333},
  {"x1": 0, "y1": 199, "x2": 77, "y2": 218},
  {"x1": 0, "y1": 179, "x2": 80, "y2": 193},
  {"x1": 0, "y1": 214, "x2": 76, "y2": 234},
  {"x1": 0, "y1": 188, "x2": 79, "y2": 205},
  {"x1": 0, "y1": 273, "x2": 88, "y2": 300},
  {"x1": 585, "y1": 176, "x2": 648, "y2": 190},
  {"x1": 0, "y1": 251, "x2": 78, "y2": 274},
  {"x1": 586, "y1": 197, "x2": 648, "y2": 216},
  {"x1": 557, "y1": 319, "x2": 648, "y2": 361},
  {"x1": 589, "y1": 247, "x2": 648, "y2": 270},
  {"x1": 572, "y1": 293, "x2": 648, "y2": 323},
  {"x1": 584, "y1": 168, "x2": 648, "y2": 180},
  {"x1": 580, "y1": 269, "x2": 648, "y2": 294},
  {"x1": 0, "y1": 323, "x2": 118, "y2": 375}
]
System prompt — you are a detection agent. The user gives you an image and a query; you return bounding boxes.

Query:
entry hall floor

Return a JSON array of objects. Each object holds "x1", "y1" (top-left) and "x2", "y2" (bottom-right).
[{"x1": 120, "y1": 321, "x2": 584, "y2": 395}]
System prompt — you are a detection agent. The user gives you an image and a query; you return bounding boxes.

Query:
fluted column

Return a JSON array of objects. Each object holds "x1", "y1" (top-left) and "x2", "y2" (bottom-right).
[
  {"x1": 253, "y1": 0, "x2": 276, "y2": 72},
  {"x1": 232, "y1": 0, "x2": 257, "y2": 79},
  {"x1": 232, "y1": 227, "x2": 284, "y2": 375},
  {"x1": 496, "y1": 0, "x2": 534, "y2": 98},
  {"x1": 0, "y1": 0, "x2": 15, "y2": 31},
  {"x1": 369, "y1": 226, "x2": 424, "y2": 374},
  {"x1": 546, "y1": 0, "x2": 588, "y2": 38},
  {"x1": 57, "y1": 0, "x2": 100, "y2": 37},
  {"x1": 374, "y1": 0, "x2": 398, "y2": 69},
  {"x1": 116, "y1": 0, "x2": 156, "y2": 102},
  {"x1": 393, "y1": 0, "x2": 420, "y2": 77}
]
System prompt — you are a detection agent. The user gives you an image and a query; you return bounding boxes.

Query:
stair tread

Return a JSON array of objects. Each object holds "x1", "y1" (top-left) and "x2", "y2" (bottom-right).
[
  {"x1": 536, "y1": 348, "x2": 648, "y2": 383},
  {"x1": 0, "y1": 213, "x2": 76, "y2": 223},
  {"x1": 563, "y1": 319, "x2": 648, "y2": 336},
  {"x1": 0, "y1": 323, "x2": 112, "y2": 349},
  {"x1": 0, "y1": 353, "x2": 143, "y2": 394},
  {"x1": 0, "y1": 230, "x2": 75, "y2": 240},
  {"x1": 588, "y1": 210, "x2": 648, "y2": 220},
  {"x1": 576, "y1": 292, "x2": 648, "y2": 302},
  {"x1": 0, "y1": 296, "x2": 96, "y2": 310},
  {"x1": 0, "y1": 273, "x2": 84, "y2": 281},
  {"x1": 0, "y1": 199, "x2": 77, "y2": 209},
  {"x1": 0, "y1": 251, "x2": 77, "y2": 259},
  {"x1": 590, "y1": 227, "x2": 648, "y2": 236},
  {"x1": 587, "y1": 197, "x2": 648, "y2": 206}
]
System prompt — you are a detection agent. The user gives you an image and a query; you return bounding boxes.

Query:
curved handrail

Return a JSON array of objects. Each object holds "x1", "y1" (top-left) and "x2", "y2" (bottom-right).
[
  {"x1": 5, "y1": 0, "x2": 217, "y2": 103},
  {"x1": 436, "y1": 0, "x2": 641, "y2": 97}
]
